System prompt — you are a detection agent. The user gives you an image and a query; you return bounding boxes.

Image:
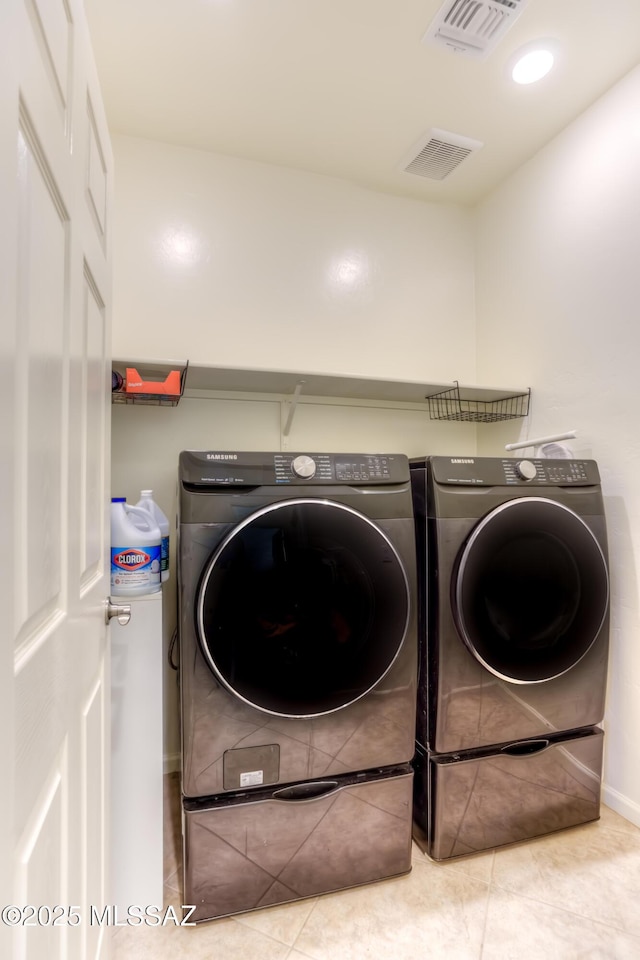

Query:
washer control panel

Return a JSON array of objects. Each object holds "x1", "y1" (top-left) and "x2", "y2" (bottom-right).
[
  {"x1": 514, "y1": 459, "x2": 537, "y2": 481},
  {"x1": 178, "y1": 450, "x2": 410, "y2": 486},
  {"x1": 291, "y1": 455, "x2": 317, "y2": 478},
  {"x1": 275, "y1": 454, "x2": 332, "y2": 482},
  {"x1": 430, "y1": 456, "x2": 600, "y2": 487},
  {"x1": 274, "y1": 453, "x2": 401, "y2": 484},
  {"x1": 335, "y1": 456, "x2": 392, "y2": 482}
]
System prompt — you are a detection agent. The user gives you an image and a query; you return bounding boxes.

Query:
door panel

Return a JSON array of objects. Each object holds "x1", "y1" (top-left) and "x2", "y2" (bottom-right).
[
  {"x1": 14, "y1": 746, "x2": 68, "y2": 960},
  {"x1": 82, "y1": 678, "x2": 106, "y2": 960},
  {"x1": 31, "y1": 0, "x2": 72, "y2": 112},
  {"x1": 197, "y1": 499, "x2": 411, "y2": 717},
  {"x1": 81, "y1": 267, "x2": 108, "y2": 588},
  {"x1": 86, "y1": 101, "x2": 108, "y2": 239},
  {"x1": 453, "y1": 498, "x2": 609, "y2": 683},
  {"x1": 16, "y1": 112, "x2": 67, "y2": 653}
]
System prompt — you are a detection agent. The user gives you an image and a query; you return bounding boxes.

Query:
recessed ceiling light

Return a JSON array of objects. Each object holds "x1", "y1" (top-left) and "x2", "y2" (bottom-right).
[
  {"x1": 510, "y1": 43, "x2": 557, "y2": 85},
  {"x1": 512, "y1": 48, "x2": 554, "y2": 84}
]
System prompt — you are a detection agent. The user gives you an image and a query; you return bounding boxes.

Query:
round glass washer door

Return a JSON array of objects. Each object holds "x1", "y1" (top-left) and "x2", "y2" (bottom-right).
[
  {"x1": 196, "y1": 498, "x2": 411, "y2": 717},
  {"x1": 452, "y1": 497, "x2": 609, "y2": 683}
]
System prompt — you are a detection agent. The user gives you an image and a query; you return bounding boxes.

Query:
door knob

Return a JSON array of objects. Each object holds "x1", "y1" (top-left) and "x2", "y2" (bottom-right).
[{"x1": 105, "y1": 600, "x2": 131, "y2": 626}]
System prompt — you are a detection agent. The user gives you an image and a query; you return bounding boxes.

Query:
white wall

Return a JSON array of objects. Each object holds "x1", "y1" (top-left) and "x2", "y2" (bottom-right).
[
  {"x1": 475, "y1": 65, "x2": 640, "y2": 825},
  {"x1": 111, "y1": 136, "x2": 481, "y2": 763},
  {"x1": 111, "y1": 135, "x2": 477, "y2": 383}
]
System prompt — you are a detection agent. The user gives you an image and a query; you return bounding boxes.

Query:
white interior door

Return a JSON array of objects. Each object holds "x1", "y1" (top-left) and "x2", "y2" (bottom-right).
[{"x1": 1, "y1": 1, "x2": 113, "y2": 958}]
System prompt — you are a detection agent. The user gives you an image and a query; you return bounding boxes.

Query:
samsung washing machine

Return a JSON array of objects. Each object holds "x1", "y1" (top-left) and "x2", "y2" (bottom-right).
[
  {"x1": 410, "y1": 456, "x2": 610, "y2": 860},
  {"x1": 178, "y1": 451, "x2": 417, "y2": 920}
]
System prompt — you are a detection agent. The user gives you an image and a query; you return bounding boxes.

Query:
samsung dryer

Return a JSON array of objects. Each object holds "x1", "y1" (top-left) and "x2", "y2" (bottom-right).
[{"x1": 410, "y1": 455, "x2": 609, "y2": 859}]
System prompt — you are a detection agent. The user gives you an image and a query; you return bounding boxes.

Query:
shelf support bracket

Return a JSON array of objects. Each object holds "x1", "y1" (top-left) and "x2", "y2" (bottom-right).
[{"x1": 281, "y1": 380, "x2": 306, "y2": 449}]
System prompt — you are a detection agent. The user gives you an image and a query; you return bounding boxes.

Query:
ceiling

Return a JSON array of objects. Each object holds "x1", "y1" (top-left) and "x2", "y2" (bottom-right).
[{"x1": 84, "y1": 0, "x2": 640, "y2": 206}]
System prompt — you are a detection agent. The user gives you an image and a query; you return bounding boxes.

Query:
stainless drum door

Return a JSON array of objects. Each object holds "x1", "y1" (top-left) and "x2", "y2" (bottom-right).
[
  {"x1": 452, "y1": 498, "x2": 609, "y2": 683},
  {"x1": 196, "y1": 499, "x2": 411, "y2": 717}
]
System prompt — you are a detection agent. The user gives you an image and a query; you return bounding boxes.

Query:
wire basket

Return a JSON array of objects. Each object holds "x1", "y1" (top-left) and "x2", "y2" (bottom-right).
[
  {"x1": 111, "y1": 361, "x2": 188, "y2": 407},
  {"x1": 426, "y1": 382, "x2": 531, "y2": 423}
]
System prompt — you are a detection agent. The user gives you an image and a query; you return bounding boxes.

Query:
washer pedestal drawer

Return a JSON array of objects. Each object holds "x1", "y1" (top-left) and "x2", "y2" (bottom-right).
[
  {"x1": 183, "y1": 765, "x2": 413, "y2": 922},
  {"x1": 413, "y1": 728, "x2": 603, "y2": 861}
]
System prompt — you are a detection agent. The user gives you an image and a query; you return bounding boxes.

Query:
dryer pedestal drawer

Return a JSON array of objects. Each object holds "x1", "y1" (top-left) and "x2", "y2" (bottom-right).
[
  {"x1": 183, "y1": 766, "x2": 413, "y2": 922},
  {"x1": 413, "y1": 728, "x2": 603, "y2": 861}
]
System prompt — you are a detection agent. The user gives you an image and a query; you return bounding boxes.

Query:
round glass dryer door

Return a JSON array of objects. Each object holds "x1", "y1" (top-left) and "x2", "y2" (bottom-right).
[
  {"x1": 453, "y1": 497, "x2": 609, "y2": 683},
  {"x1": 196, "y1": 498, "x2": 410, "y2": 717}
]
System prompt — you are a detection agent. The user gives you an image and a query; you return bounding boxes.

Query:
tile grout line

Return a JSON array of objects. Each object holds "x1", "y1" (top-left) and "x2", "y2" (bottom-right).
[
  {"x1": 286, "y1": 894, "x2": 325, "y2": 958},
  {"x1": 231, "y1": 900, "x2": 320, "y2": 955},
  {"x1": 477, "y1": 851, "x2": 496, "y2": 959},
  {"x1": 487, "y1": 876, "x2": 640, "y2": 942}
]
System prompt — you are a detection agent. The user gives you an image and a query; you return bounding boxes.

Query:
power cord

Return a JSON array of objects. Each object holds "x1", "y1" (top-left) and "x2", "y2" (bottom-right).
[{"x1": 168, "y1": 627, "x2": 179, "y2": 671}]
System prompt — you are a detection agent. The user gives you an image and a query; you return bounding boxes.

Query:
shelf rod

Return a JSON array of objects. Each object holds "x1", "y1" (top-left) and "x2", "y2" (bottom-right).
[{"x1": 505, "y1": 430, "x2": 576, "y2": 452}]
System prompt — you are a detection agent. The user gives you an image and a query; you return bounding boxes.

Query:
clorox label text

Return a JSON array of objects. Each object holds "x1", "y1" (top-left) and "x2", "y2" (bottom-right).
[{"x1": 113, "y1": 550, "x2": 151, "y2": 570}]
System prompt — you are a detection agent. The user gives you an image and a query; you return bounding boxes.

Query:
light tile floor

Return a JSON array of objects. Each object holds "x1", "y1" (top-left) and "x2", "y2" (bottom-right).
[{"x1": 112, "y1": 773, "x2": 640, "y2": 959}]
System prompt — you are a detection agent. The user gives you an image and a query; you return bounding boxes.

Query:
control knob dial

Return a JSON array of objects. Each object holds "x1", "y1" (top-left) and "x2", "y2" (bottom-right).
[
  {"x1": 291, "y1": 455, "x2": 316, "y2": 479},
  {"x1": 515, "y1": 459, "x2": 537, "y2": 481}
]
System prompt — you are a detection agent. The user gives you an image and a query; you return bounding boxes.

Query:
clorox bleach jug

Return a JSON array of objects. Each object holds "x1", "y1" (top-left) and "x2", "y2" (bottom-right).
[
  {"x1": 134, "y1": 489, "x2": 170, "y2": 582},
  {"x1": 110, "y1": 497, "x2": 161, "y2": 596}
]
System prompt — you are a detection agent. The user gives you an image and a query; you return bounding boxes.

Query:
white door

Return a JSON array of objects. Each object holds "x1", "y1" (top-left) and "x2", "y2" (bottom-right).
[{"x1": 1, "y1": 1, "x2": 113, "y2": 958}]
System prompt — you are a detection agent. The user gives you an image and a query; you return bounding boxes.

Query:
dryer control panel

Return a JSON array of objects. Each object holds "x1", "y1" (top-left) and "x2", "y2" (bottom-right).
[
  {"x1": 430, "y1": 456, "x2": 600, "y2": 487},
  {"x1": 179, "y1": 450, "x2": 410, "y2": 486}
]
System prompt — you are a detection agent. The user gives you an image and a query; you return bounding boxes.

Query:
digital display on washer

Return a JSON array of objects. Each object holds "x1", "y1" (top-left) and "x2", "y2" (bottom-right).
[{"x1": 335, "y1": 457, "x2": 391, "y2": 481}]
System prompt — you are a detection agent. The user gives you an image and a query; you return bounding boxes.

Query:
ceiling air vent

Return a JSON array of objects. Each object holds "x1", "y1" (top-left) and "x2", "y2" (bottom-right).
[
  {"x1": 402, "y1": 128, "x2": 483, "y2": 181},
  {"x1": 423, "y1": 0, "x2": 530, "y2": 60}
]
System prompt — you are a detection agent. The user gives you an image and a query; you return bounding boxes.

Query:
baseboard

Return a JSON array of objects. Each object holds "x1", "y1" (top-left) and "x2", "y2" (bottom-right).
[
  {"x1": 602, "y1": 783, "x2": 640, "y2": 828},
  {"x1": 163, "y1": 752, "x2": 180, "y2": 775}
]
